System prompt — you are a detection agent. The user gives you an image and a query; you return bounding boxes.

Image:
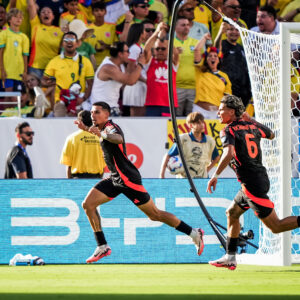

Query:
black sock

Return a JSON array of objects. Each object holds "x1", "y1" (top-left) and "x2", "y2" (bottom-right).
[
  {"x1": 226, "y1": 237, "x2": 238, "y2": 255},
  {"x1": 94, "y1": 231, "x2": 107, "y2": 246},
  {"x1": 175, "y1": 221, "x2": 193, "y2": 235},
  {"x1": 297, "y1": 216, "x2": 300, "y2": 227}
]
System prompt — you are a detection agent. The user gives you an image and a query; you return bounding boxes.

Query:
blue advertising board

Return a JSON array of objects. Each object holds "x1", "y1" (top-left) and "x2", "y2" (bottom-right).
[{"x1": 0, "y1": 179, "x2": 259, "y2": 264}]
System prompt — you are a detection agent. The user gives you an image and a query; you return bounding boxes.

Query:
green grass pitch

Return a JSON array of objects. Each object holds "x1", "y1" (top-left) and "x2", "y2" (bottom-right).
[{"x1": 0, "y1": 264, "x2": 300, "y2": 299}]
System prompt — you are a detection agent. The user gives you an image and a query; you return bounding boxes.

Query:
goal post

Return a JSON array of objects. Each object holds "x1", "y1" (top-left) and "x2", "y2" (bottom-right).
[{"x1": 231, "y1": 21, "x2": 300, "y2": 266}]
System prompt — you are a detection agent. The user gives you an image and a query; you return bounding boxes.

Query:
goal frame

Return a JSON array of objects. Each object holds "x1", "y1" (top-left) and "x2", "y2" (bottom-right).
[{"x1": 237, "y1": 23, "x2": 300, "y2": 266}]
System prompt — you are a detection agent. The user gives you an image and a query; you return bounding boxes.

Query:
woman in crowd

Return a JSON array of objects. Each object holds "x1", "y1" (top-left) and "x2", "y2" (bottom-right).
[
  {"x1": 27, "y1": 0, "x2": 64, "y2": 78},
  {"x1": 193, "y1": 32, "x2": 232, "y2": 119}
]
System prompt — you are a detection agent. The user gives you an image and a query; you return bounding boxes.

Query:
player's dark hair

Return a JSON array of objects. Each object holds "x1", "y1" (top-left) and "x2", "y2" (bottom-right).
[
  {"x1": 221, "y1": 94, "x2": 245, "y2": 118},
  {"x1": 126, "y1": 23, "x2": 144, "y2": 47},
  {"x1": 15, "y1": 122, "x2": 30, "y2": 134},
  {"x1": 93, "y1": 102, "x2": 111, "y2": 115},
  {"x1": 78, "y1": 110, "x2": 92, "y2": 127},
  {"x1": 186, "y1": 112, "x2": 204, "y2": 124},
  {"x1": 259, "y1": 5, "x2": 277, "y2": 20},
  {"x1": 92, "y1": 1, "x2": 106, "y2": 11},
  {"x1": 109, "y1": 42, "x2": 126, "y2": 57},
  {"x1": 62, "y1": 31, "x2": 78, "y2": 41}
]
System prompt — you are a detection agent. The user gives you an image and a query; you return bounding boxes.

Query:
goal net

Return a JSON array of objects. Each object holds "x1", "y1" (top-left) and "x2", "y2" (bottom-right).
[{"x1": 227, "y1": 20, "x2": 300, "y2": 266}]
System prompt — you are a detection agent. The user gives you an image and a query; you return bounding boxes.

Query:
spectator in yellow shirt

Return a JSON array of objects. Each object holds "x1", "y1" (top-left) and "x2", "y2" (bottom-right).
[
  {"x1": 0, "y1": 8, "x2": 29, "y2": 106},
  {"x1": 193, "y1": 33, "x2": 232, "y2": 119},
  {"x1": 86, "y1": 1, "x2": 118, "y2": 67},
  {"x1": 7, "y1": 0, "x2": 31, "y2": 38},
  {"x1": 174, "y1": 16, "x2": 198, "y2": 116},
  {"x1": 59, "y1": 0, "x2": 87, "y2": 28},
  {"x1": 60, "y1": 109, "x2": 106, "y2": 178},
  {"x1": 27, "y1": 0, "x2": 64, "y2": 79},
  {"x1": 42, "y1": 31, "x2": 94, "y2": 117}
]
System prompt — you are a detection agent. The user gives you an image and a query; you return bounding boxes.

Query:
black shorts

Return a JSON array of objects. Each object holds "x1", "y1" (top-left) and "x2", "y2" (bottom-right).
[
  {"x1": 94, "y1": 177, "x2": 151, "y2": 206},
  {"x1": 234, "y1": 185, "x2": 274, "y2": 219}
]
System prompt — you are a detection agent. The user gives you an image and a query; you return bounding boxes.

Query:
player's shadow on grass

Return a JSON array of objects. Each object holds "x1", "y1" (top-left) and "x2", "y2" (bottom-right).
[{"x1": 0, "y1": 295, "x2": 299, "y2": 300}]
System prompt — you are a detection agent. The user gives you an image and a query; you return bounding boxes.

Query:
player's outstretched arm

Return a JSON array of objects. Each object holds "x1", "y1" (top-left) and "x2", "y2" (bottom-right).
[{"x1": 207, "y1": 145, "x2": 234, "y2": 193}]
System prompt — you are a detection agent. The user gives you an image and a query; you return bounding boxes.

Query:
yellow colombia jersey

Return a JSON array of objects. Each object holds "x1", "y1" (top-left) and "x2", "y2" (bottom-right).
[
  {"x1": 0, "y1": 28, "x2": 29, "y2": 80},
  {"x1": 7, "y1": 0, "x2": 31, "y2": 38},
  {"x1": 193, "y1": 4, "x2": 212, "y2": 30},
  {"x1": 174, "y1": 36, "x2": 198, "y2": 89},
  {"x1": 59, "y1": 11, "x2": 87, "y2": 27},
  {"x1": 195, "y1": 68, "x2": 232, "y2": 107},
  {"x1": 29, "y1": 15, "x2": 63, "y2": 70},
  {"x1": 44, "y1": 54, "x2": 94, "y2": 103},
  {"x1": 78, "y1": 3, "x2": 94, "y2": 23},
  {"x1": 60, "y1": 130, "x2": 106, "y2": 175},
  {"x1": 86, "y1": 23, "x2": 118, "y2": 67}
]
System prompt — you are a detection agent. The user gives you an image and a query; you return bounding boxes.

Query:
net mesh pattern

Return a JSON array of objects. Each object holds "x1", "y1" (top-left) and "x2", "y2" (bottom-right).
[{"x1": 237, "y1": 25, "x2": 300, "y2": 263}]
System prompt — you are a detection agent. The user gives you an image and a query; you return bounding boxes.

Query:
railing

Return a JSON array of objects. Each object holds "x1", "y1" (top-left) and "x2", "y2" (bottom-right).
[{"x1": 0, "y1": 92, "x2": 22, "y2": 118}]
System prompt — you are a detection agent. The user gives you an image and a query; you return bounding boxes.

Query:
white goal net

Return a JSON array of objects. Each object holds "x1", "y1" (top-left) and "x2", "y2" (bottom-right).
[{"x1": 227, "y1": 20, "x2": 300, "y2": 266}]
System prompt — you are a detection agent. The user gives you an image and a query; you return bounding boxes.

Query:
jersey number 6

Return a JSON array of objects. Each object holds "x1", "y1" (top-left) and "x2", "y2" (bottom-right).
[{"x1": 245, "y1": 133, "x2": 258, "y2": 159}]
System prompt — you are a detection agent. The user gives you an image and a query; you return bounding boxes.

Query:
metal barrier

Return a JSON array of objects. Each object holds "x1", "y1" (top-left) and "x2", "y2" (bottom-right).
[{"x1": 0, "y1": 92, "x2": 22, "y2": 117}]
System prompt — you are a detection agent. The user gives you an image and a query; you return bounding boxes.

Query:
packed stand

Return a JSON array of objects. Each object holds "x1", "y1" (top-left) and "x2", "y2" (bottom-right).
[{"x1": 0, "y1": 0, "x2": 299, "y2": 118}]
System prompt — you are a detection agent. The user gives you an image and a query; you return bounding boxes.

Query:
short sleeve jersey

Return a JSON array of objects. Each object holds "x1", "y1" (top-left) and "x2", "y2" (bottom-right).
[
  {"x1": 220, "y1": 119, "x2": 272, "y2": 189},
  {"x1": 59, "y1": 11, "x2": 87, "y2": 27},
  {"x1": 174, "y1": 36, "x2": 198, "y2": 89},
  {"x1": 4, "y1": 145, "x2": 33, "y2": 179},
  {"x1": 0, "y1": 28, "x2": 29, "y2": 80},
  {"x1": 194, "y1": 69, "x2": 232, "y2": 106},
  {"x1": 86, "y1": 23, "x2": 118, "y2": 67},
  {"x1": 100, "y1": 120, "x2": 142, "y2": 186},
  {"x1": 60, "y1": 130, "x2": 105, "y2": 175},
  {"x1": 44, "y1": 54, "x2": 94, "y2": 103},
  {"x1": 29, "y1": 15, "x2": 63, "y2": 69}
]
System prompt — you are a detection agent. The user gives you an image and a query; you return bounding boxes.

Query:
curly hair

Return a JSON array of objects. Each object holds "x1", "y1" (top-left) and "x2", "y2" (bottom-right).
[{"x1": 221, "y1": 94, "x2": 245, "y2": 118}]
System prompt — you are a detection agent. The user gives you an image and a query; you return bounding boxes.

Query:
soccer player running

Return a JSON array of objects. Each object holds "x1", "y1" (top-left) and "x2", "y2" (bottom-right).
[
  {"x1": 206, "y1": 95, "x2": 300, "y2": 270},
  {"x1": 76, "y1": 101, "x2": 204, "y2": 263}
]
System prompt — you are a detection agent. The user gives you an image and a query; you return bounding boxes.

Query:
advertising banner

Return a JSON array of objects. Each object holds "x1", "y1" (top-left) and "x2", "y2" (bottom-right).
[{"x1": 0, "y1": 178, "x2": 259, "y2": 264}]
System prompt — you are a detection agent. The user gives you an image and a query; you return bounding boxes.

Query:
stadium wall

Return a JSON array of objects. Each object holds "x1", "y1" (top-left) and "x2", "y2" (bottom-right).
[
  {"x1": 0, "y1": 178, "x2": 259, "y2": 264},
  {"x1": 0, "y1": 117, "x2": 236, "y2": 179}
]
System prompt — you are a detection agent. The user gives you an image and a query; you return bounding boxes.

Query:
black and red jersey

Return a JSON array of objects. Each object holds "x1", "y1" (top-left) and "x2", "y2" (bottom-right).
[
  {"x1": 100, "y1": 120, "x2": 141, "y2": 186},
  {"x1": 220, "y1": 119, "x2": 273, "y2": 195}
]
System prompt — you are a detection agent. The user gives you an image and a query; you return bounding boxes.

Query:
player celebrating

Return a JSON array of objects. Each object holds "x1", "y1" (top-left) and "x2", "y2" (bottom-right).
[
  {"x1": 207, "y1": 95, "x2": 300, "y2": 270},
  {"x1": 76, "y1": 101, "x2": 204, "y2": 263}
]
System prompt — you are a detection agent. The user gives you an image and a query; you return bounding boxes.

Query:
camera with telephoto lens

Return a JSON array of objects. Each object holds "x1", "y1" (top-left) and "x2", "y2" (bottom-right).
[{"x1": 237, "y1": 229, "x2": 254, "y2": 253}]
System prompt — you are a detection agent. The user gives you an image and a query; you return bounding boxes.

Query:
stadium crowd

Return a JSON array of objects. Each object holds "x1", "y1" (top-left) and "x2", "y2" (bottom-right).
[{"x1": 0, "y1": 0, "x2": 299, "y2": 118}]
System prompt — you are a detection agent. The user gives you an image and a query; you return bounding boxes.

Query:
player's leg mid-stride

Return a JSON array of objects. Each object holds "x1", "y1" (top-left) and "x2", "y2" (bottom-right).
[{"x1": 86, "y1": 228, "x2": 204, "y2": 263}]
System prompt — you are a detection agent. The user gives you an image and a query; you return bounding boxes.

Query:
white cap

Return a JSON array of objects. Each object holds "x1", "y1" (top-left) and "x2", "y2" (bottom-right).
[{"x1": 69, "y1": 19, "x2": 94, "y2": 40}]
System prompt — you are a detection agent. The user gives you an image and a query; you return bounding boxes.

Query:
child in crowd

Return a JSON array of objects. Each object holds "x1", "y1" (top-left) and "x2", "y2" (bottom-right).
[
  {"x1": 86, "y1": 1, "x2": 118, "y2": 67},
  {"x1": 60, "y1": 0, "x2": 87, "y2": 28},
  {"x1": 0, "y1": 8, "x2": 29, "y2": 106},
  {"x1": 160, "y1": 112, "x2": 220, "y2": 179}
]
